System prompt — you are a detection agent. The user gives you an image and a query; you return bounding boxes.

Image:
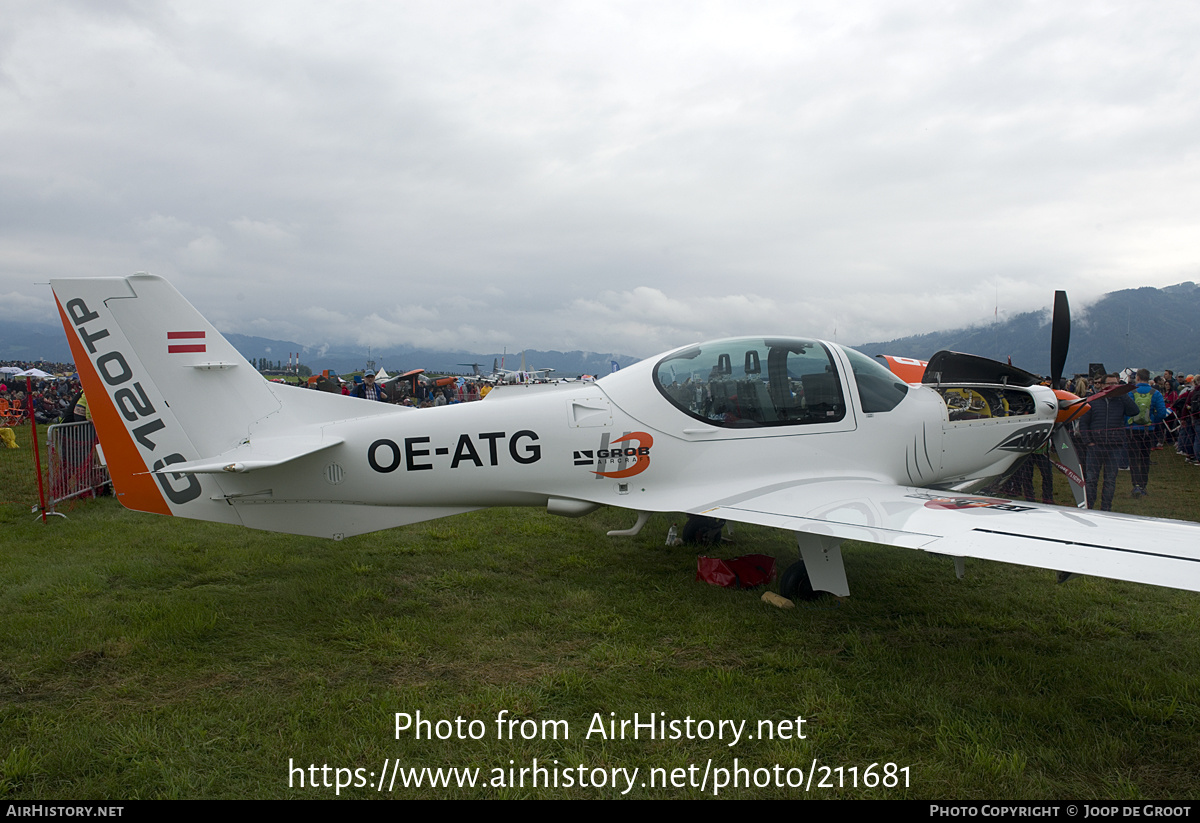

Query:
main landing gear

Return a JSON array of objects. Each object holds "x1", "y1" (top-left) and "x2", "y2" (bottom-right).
[{"x1": 782, "y1": 533, "x2": 849, "y2": 601}]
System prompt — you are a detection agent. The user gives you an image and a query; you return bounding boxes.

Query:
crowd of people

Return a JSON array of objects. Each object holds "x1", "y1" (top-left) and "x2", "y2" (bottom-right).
[
  {"x1": 1, "y1": 357, "x2": 496, "y2": 431},
  {"x1": 297, "y1": 371, "x2": 489, "y2": 406},
  {"x1": 1006, "y1": 368, "x2": 1198, "y2": 510},
  {"x1": 1, "y1": 360, "x2": 84, "y2": 426}
]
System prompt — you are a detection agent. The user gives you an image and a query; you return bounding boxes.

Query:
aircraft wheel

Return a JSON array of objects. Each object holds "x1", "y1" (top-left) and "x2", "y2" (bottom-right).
[{"x1": 780, "y1": 560, "x2": 820, "y2": 601}]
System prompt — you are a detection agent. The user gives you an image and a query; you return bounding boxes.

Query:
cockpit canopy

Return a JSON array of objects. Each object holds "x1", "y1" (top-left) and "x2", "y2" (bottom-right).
[{"x1": 652, "y1": 337, "x2": 908, "y2": 428}]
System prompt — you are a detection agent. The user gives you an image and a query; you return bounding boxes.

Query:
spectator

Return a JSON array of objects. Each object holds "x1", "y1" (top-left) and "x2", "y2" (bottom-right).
[{"x1": 1126, "y1": 368, "x2": 1167, "y2": 497}]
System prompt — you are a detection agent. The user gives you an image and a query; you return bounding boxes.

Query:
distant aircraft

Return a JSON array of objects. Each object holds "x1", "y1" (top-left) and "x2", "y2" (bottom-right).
[
  {"x1": 488, "y1": 351, "x2": 554, "y2": 384},
  {"x1": 50, "y1": 275, "x2": 1200, "y2": 600},
  {"x1": 456, "y1": 363, "x2": 501, "y2": 385}
]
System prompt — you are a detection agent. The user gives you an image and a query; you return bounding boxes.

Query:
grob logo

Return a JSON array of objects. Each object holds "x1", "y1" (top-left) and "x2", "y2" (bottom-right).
[{"x1": 573, "y1": 431, "x2": 654, "y2": 478}]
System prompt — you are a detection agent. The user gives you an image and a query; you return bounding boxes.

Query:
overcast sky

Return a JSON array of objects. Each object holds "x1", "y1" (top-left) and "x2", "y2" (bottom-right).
[{"x1": 3, "y1": 1, "x2": 1198, "y2": 358}]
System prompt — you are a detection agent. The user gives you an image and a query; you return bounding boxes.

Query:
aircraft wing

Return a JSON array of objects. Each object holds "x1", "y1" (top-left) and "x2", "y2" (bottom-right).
[{"x1": 698, "y1": 480, "x2": 1200, "y2": 593}]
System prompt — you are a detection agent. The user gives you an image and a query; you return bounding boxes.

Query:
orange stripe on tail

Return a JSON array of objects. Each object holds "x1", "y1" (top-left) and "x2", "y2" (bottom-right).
[{"x1": 55, "y1": 296, "x2": 172, "y2": 516}]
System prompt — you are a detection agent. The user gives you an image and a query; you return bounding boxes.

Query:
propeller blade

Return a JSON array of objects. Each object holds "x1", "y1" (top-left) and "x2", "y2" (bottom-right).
[
  {"x1": 1049, "y1": 426, "x2": 1087, "y2": 508},
  {"x1": 1069, "y1": 382, "x2": 1136, "y2": 407},
  {"x1": 1050, "y1": 290, "x2": 1070, "y2": 388}
]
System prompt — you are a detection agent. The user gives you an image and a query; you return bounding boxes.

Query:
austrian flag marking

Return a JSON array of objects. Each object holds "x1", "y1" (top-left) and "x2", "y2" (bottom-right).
[{"x1": 167, "y1": 331, "x2": 206, "y2": 354}]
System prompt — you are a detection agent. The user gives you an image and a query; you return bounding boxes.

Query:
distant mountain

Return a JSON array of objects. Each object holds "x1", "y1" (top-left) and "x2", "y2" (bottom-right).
[
  {"x1": 220, "y1": 334, "x2": 641, "y2": 377},
  {"x1": 0, "y1": 322, "x2": 641, "y2": 377},
  {"x1": 8, "y1": 283, "x2": 1198, "y2": 377},
  {"x1": 0, "y1": 321, "x2": 76, "y2": 364},
  {"x1": 855, "y1": 282, "x2": 1200, "y2": 377}
]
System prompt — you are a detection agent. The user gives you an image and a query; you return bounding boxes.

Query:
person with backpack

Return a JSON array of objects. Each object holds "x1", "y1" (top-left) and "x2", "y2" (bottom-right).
[
  {"x1": 1078, "y1": 374, "x2": 1139, "y2": 511},
  {"x1": 1126, "y1": 369, "x2": 1167, "y2": 497}
]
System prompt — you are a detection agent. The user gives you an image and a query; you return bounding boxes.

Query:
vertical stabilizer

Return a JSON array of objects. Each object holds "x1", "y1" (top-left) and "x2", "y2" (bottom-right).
[{"x1": 50, "y1": 274, "x2": 270, "y2": 525}]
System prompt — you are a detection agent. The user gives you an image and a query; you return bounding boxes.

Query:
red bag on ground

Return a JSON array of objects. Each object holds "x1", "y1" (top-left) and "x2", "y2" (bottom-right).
[{"x1": 696, "y1": 554, "x2": 777, "y2": 589}]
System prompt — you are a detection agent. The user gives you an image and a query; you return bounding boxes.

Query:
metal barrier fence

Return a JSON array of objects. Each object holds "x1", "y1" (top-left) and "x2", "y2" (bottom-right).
[{"x1": 46, "y1": 420, "x2": 110, "y2": 509}]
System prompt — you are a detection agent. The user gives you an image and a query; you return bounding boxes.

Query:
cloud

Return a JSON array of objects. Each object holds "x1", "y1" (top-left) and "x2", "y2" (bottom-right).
[
  {"x1": 180, "y1": 234, "x2": 224, "y2": 270},
  {"x1": 230, "y1": 217, "x2": 294, "y2": 242},
  {"x1": 1, "y1": 2, "x2": 1198, "y2": 361},
  {"x1": 0, "y1": 291, "x2": 55, "y2": 322},
  {"x1": 134, "y1": 213, "x2": 203, "y2": 237}
]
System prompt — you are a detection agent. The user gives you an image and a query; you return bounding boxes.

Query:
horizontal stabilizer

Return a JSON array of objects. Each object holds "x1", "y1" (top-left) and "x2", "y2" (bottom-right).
[{"x1": 149, "y1": 436, "x2": 343, "y2": 474}]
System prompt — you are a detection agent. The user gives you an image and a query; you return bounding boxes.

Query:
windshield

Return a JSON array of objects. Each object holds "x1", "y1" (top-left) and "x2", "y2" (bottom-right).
[
  {"x1": 842, "y1": 348, "x2": 909, "y2": 413},
  {"x1": 653, "y1": 338, "x2": 846, "y2": 427}
]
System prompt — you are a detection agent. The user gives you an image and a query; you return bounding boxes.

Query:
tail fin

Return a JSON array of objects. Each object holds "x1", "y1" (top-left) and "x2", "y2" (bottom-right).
[
  {"x1": 51, "y1": 274, "x2": 277, "y2": 523},
  {"x1": 52, "y1": 274, "x2": 481, "y2": 538}
]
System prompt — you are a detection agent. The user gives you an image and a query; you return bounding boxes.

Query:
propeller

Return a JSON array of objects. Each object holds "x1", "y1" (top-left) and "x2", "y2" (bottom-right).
[
  {"x1": 1061, "y1": 380, "x2": 1136, "y2": 413},
  {"x1": 1043, "y1": 291, "x2": 1089, "y2": 508}
]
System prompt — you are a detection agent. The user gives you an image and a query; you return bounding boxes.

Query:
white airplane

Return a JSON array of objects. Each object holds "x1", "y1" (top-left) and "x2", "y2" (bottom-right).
[
  {"x1": 456, "y1": 358, "x2": 546, "y2": 385},
  {"x1": 50, "y1": 274, "x2": 1200, "y2": 600},
  {"x1": 456, "y1": 363, "x2": 498, "y2": 385},
  {"x1": 493, "y1": 353, "x2": 555, "y2": 384}
]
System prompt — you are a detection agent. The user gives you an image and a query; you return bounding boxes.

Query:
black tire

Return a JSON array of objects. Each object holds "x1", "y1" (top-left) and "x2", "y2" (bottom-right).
[
  {"x1": 780, "y1": 560, "x2": 820, "y2": 601},
  {"x1": 681, "y1": 514, "x2": 724, "y2": 546}
]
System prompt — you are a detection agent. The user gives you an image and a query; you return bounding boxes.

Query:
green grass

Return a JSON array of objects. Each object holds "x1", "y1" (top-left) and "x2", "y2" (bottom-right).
[{"x1": 1, "y1": 431, "x2": 1199, "y2": 798}]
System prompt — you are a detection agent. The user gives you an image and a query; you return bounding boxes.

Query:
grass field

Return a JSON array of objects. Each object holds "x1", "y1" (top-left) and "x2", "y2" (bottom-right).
[{"x1": 1, "y1": 422, "x2": 1198, "y2": 799}]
